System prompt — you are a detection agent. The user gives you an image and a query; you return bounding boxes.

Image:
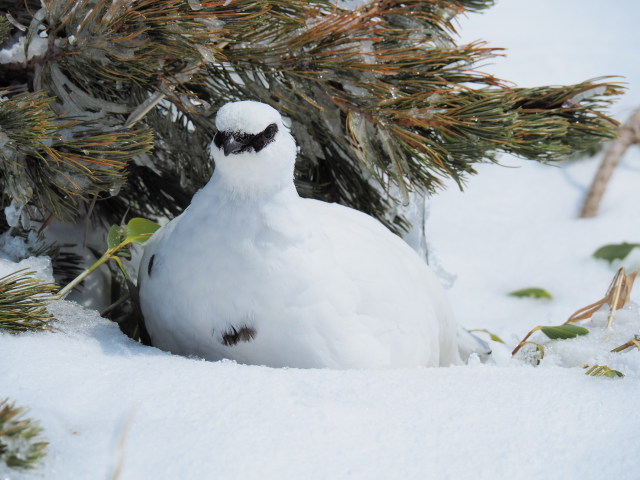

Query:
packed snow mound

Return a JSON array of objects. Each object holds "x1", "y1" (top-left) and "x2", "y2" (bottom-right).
[
  {"x1": 0, "y1": 254, "x2": 53, "y2": 283},
  {"x1": 2, "y1": 239, "x2": 640, "y2": 480}
]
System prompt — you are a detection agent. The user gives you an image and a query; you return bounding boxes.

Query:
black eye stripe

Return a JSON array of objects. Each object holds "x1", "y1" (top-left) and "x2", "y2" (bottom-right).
[
  {"x1": 213, "y1": 131, "x2": 226, "y2": 148},
  {"x1": 252, "y1": 123, "x2": 278, "y2": 152},
  {"x1": 213, "y1": 124, "x2": 279, "y2": 154},
  {"x1": 263, "y1": 124, "x2": 277, "y2": 140}
]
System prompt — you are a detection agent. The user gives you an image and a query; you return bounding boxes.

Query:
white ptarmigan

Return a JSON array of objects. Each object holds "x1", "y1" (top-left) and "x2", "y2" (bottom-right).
[{"x1": 138, "y1": 100, "x2": 466, "y2": 369}]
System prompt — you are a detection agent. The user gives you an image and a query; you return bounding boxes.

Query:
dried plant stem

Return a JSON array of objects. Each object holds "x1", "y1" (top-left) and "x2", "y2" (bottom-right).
[
  {"x1": 110, "y1": 413, "x2": 135, "y2": 480},
  {"x1": 565, "y1": 268, "x2": 638, "y2": 325},
  {"x1": 511, "y1": 327, "x2": 543, "y2": 356},
  {"x1": 55, "y1": 257, "x2": 108, "y2": 300},
  {"x1": 606, "y1": 272, "x2": 625, "y2": 328},
  {"x1": 611, "y1": 337, "x2": 640, "y2": 353},
  {"x1": 580, "y1": 107, "x2": 640, "y2": 218},
  {"x1": 513, "y1": 268, "x2": 639, "y2": 360},
  {"x1": 100, "y1": 293, "x2": 130, "y2": 317}
]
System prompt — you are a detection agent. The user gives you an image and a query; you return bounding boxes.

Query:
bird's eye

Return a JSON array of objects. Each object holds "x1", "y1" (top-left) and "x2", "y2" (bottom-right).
[
  {"x1": 264, "y1": 124, "x2": 277, "y2": 140},
  {"x1": 213, "y1": 131, "x2": 224, "y2": 148}
]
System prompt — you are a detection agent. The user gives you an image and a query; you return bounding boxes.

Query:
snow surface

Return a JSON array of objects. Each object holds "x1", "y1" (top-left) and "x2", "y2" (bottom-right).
[
  {"x1": 0, "y1": 33, "x2": 48, "y2": 65},
  {"x1": 3, "y1": 2, "x2": 640, "y2": 479}
]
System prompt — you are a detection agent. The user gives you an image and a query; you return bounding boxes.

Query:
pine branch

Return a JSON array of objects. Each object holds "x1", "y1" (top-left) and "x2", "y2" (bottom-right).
[
  {"x1": 195, "y1": 1, "x2": 621, "y2": 231},
  {"x1": 41, "y1": 0, "x2": 235, "y2": 94},
  {"x1": 0, "y1": 399, "x2": 48, "y2": 470},
  {"x1": 2, "y1": 0, "x2": 624, "y2": 237},
  {"x1": 0, "y1": 89, "x2": 154, "y2": 221},
  {"x1": 0, "y1": 269, "x2": 56, "y2": 333}
]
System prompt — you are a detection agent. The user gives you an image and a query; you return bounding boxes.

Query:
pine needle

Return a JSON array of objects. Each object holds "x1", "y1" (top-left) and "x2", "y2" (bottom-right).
[
  {"x1": 0, "y1": 269, "x2": 57, "y2": 333},
  {"x1": 0, "y1": 399, "x2": 48, "y2": 469},
  {"x1": 3, "y1": 0, "x2": 623, "y2": 233}
]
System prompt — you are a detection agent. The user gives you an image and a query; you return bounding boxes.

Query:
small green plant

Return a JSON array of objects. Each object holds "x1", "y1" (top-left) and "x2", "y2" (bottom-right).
[
  {"x1": 512, "y1": 324, "x2": 589, "y2": 356},
  {"x1": 593, "y1": 242, "x2": 640, "y2": 263},
  {"x1": 512, "y1": 268, "x2": 639, "y2": 376},
  {"x1": 56, "y1": 218, "x2": 159, "y2": 300},
  {"x1": 508, "y1": 288, "x2": 553, "y2": 299},
  {"x1": 469, "y1": 328, "x2": 505, "y2": 344},
  {"x1": 56, "y1": 217, "x2": 159, "y2": 341},
  {"x1": 0, "y1": 399, "x2": 47, "y2": 469},
  {"x1": 0, "y1": 269, "x2": 57, "y2": 333}
]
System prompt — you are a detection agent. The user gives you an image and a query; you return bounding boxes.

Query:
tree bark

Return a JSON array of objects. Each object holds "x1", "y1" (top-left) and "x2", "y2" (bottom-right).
[{"x1": 580, "y1": 107, "x2": 640, "y2": 218}]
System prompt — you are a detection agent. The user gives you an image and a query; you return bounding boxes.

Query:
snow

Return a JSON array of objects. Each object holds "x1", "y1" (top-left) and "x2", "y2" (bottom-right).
[
  {"x1": 0, "y1": 36, "x2": 48, "y2": 65},
  {"x1": 455, "y1": 0, "x2": 640, "y2": 115},
  {"x1": 3, "y1": 293, "x2": 640, "y2": 480},
  {"x1": 3, "y1": 2, "x2": 640, "y2": 479}
]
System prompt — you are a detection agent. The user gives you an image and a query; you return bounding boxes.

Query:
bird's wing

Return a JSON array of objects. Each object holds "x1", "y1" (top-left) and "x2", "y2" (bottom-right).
[
  {"x1": 303, "y1": 199, "x2": 460, "y2": 366},
  {"x1": 304, "y1": 198, "x2": 447, "y2": 309}
]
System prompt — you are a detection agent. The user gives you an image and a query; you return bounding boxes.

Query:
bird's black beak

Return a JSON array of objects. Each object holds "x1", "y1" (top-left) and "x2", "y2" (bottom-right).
[{"x1": 223, "y1": 136, "x2": 247, "y2": 156}]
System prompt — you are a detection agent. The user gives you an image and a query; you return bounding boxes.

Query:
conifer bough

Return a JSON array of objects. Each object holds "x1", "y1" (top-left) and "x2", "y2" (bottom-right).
[
  {"x1": 0, "y1": 268, "x2": 56, "y2": 333},
  {"x1": 0, "y1": 0, "x2": 622, "y2": 235},
  {"x1": 0, "y1": 399, "x2": 48, "y2": 469}
]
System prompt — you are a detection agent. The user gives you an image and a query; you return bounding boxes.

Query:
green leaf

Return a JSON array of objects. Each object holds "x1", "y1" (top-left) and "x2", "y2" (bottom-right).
[
  {"x1": 125, "y1": 218, "x2": 160, "y2": 245},
  {"x1": 593, "y1": 243, "x2": 640, "y2": 263},
  {"x1": 540, "y1": 324, "x2": 589, "y2": 340},
  {"x1": 107, "y1": 225, "x2": 124, "y2": 250},
  {"x1": 509, "y1": 288, "x2": 553, "y2": 299},
  {"x1": 469, "y1": 328, "x2": 505, "y2": 344}
]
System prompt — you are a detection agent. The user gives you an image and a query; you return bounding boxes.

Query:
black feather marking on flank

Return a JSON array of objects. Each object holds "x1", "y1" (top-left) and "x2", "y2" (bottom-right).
[
  {"x1": 147, "y1": 254, "x2": 155, "y2": 277},
  {"x1": 221, "y1": 325, "x2": 257, "y2": 346}
]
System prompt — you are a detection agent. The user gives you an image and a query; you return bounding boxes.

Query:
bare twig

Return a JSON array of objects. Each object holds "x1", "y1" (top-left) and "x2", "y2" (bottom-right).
[
  {"x1": 511, "y1": 326, "x2": 544, "y2": 355},
  {"x1": 580, "y1": 107, "x2": 640, "y2": 218},
  {"x1": 611, "y1": 337, "x2": 640, "y2": 353}
]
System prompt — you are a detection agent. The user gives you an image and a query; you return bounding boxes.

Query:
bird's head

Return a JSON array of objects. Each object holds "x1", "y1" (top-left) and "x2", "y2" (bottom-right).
[{"x1": 210, "y1": 101, "x2": 297, "y2": 195}]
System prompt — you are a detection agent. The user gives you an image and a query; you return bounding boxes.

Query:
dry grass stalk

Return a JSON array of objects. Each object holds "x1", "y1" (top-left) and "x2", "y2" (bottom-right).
[
  {"x1": 564, "y1": 267, "x2": 638, "y2": 326},
  {"x1": 610, "y1": 337, "x2": 640, "y2": 353},
  {"x1": 512, "y1": 268, "x2": 639, "y2": 358}
]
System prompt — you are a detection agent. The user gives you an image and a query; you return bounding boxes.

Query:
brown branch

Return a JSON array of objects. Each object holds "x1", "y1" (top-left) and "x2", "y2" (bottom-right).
[{"x1": 580, "y1": 107, "x2": 640, "y2": 218}]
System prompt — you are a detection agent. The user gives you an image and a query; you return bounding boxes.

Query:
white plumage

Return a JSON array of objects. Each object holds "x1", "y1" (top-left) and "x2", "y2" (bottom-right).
[{"x1": 138, "y1": 100, "x2": 464, "y2": 368}]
